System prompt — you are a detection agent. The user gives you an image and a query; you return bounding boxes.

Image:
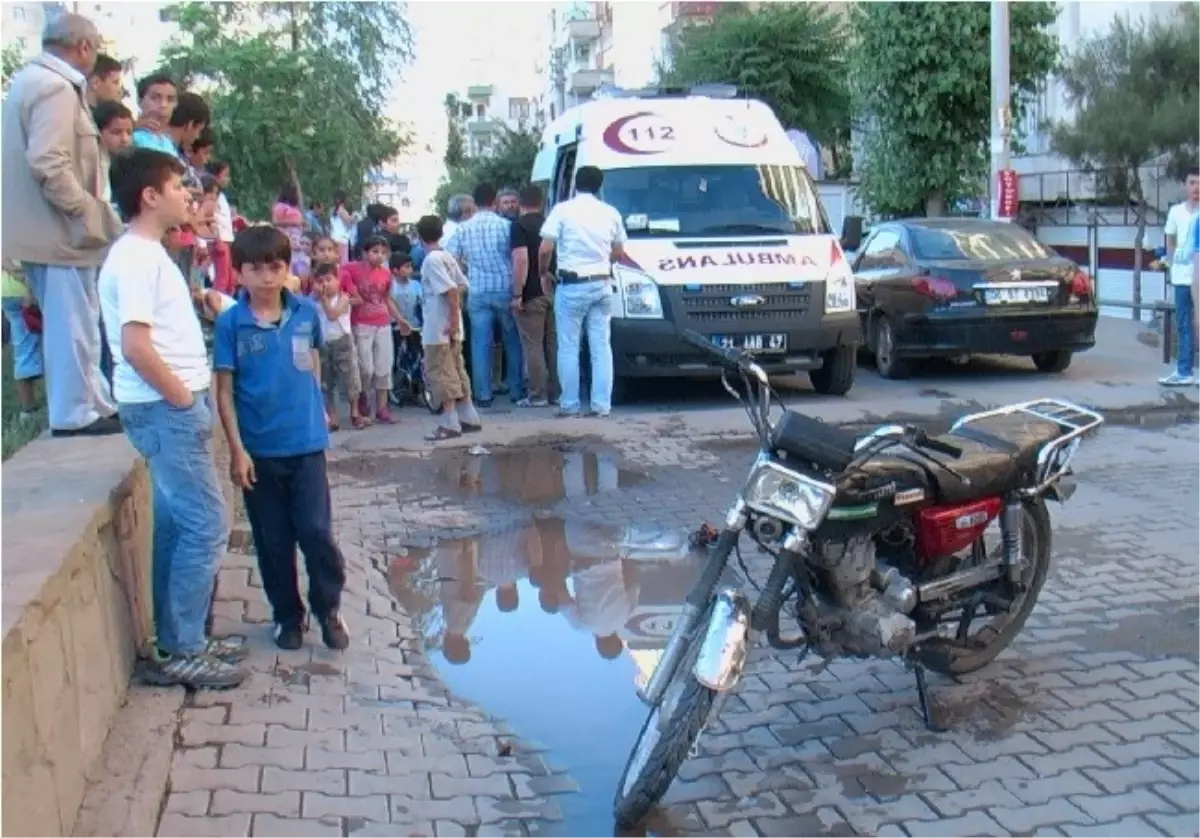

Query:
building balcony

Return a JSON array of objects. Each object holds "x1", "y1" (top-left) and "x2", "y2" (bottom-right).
[
  {"x1": 467, "y1": 118, "x2": 501, "y2": 136},
  {"x1": 569, "y1": 68, "x2": 615, "y2": 95},
  {"x1": 467, "y1": 85, "x2": 493, "y2": 100},
  {"x1": 568, "y1": 17, "x2": 601, "y2": 42}
]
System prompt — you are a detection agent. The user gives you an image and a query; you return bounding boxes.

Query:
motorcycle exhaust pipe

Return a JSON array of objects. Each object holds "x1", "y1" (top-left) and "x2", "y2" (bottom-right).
[
  {"x1": 917, "y1": 563, "x2": 1003, "y2": 603},
  {"x1": 692, "y1": 589, "x2": 752, "y2": 692}
]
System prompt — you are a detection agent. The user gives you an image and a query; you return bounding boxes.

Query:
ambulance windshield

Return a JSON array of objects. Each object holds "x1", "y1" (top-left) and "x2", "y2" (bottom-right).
[{"x1": 601, "y1": 163, "x2": 829, "y2": 238}]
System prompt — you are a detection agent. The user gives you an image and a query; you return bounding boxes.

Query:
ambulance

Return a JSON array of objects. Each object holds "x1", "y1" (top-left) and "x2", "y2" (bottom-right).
[{"x1": 531, "y1": 86, "x2": 861, "y2": 397}]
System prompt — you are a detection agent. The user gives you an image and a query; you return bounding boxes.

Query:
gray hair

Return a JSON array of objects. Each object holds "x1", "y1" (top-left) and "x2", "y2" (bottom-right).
[
  {"x1": 42, "y1": 13, "x2": 99, "y2": 49},
  {"x1": 497, "y1": 187, "x2": 519, "y2": 201},
  {"x1": 446, "y1": 193, "x2": 472, "y2": 222}
]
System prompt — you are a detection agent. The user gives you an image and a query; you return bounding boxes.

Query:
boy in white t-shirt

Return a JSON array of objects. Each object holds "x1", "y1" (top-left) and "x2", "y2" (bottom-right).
[
  {"x1": 98, "y1": 148, "x2": 246, "y2": 690},
  {"x1": 312, "y1": 262, "x2": 364, "y2": 429},
  {"x1": 1160, "y1": 167, "x2": 1199, "y2": 387}
]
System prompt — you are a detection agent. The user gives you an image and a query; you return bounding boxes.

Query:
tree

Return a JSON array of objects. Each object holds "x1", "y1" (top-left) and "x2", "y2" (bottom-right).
[
  {"x1": 850, "y1": 2, "x2": 1060, "y2": 217},
  {"x1": 432, "y1": 124, "x2": 541, "y2": 218},
  {"x1": 1050, "y1": 3, "x2": 1200, "y2": 312},
  {"x1": 2, "y1": 42, "x2": 24, "y2": 98},
  {"x1": 443, "y1": 93, "x2": 467, "y2": 170},
  {"x1": 659, "y1": 3, "x2": 852, "y2": 176},
  {"x1": 159, "y1": 2, "x2": 412, "y2": 217}
]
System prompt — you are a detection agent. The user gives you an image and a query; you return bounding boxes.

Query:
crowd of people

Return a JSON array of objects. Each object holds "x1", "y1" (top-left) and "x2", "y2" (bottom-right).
[{"x1": 0, "y1": 11, "x2": 630, "y2": 689}]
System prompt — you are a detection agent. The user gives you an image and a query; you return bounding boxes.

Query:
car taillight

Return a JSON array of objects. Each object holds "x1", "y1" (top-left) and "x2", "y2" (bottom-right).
[
  {"x1": 912, "y1": 276, "x2": 958, "y2": 300},
  {"x1": 1069, "y1": 269, "x2": 1092, "y2": 298}
]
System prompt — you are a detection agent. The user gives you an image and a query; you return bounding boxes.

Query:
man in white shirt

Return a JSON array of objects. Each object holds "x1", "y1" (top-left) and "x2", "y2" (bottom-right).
[
  {"x1": 538, "y1": 166, "x2": 627, "y2": 418},
  {"x1": 1160, "y1": 167, "x2": 1199, "y2": 386},
  {"x1": 99, "y1": 148, "x2": 243, "y2": 690}
]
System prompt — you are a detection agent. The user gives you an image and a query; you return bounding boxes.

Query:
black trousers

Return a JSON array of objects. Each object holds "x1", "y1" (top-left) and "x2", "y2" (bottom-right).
[{"x1": 242, "y1": 451, "x2": 347, "y2": 626}]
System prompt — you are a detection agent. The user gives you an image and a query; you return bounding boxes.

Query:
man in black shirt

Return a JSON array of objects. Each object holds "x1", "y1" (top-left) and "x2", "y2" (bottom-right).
[{"x1": 509, "y1": 184, "x2": 560, "y2": 407}]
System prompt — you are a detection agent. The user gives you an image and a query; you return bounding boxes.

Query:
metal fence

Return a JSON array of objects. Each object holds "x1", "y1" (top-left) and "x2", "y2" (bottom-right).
[{"x1": 1018, "y1": 163, "x2": 1180, "y2": 227}]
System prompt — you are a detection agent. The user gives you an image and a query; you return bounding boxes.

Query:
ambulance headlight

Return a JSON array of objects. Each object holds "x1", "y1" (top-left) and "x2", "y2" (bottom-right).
[{"x1": 614, "y1": 264, "x2": 664, "y2": 319}]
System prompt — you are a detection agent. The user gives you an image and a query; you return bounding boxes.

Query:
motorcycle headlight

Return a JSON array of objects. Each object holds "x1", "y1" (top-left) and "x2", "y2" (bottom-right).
[
  {"x1": 614, "y1": 263, "x2": 664, "y2": 319},
  {"x1": 744, "y1": 460, "x2": 837, "y2": 530},
  {"x1": 824, "y1": 264, "x2": 855, "y2": 314}
]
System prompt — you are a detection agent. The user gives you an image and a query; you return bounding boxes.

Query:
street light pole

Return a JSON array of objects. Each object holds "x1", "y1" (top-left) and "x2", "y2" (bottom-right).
[{"x1": 990, "y1": 0, "x2": 1012, "y2": 221}]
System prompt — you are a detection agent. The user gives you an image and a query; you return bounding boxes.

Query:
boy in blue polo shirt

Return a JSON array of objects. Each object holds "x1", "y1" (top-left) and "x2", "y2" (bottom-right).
[{"x1": 212, "y1": 226, "x2": 350, "y2": 651}]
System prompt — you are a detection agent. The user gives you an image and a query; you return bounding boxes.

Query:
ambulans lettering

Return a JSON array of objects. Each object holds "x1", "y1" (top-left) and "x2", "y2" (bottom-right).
[{"x1": 656, "y1": 252, "x2": 816, "y2": 272}]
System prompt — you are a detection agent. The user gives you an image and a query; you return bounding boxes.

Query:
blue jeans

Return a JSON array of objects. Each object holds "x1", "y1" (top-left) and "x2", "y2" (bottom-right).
[
  {"x1": 1, "y1": 297, "x2": 43, "y2": 381},
  {"x1": 1175, "y1": 284, "x2": 1195, "y2": 377},
  {"x1": 468, "y1": 290, "x2": 524, "y2": 402},
  {"x1": 555, "y1": 281, "x2": 615, "y2": 414},
  {"x1": 118, "y1": 392, "x2": 229, "y2": 656}
]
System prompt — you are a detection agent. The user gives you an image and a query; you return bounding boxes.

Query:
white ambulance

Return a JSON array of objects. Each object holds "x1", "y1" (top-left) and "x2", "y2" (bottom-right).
[{"x1": 531, "y1": 88, "x2": 861, "y2": 396}]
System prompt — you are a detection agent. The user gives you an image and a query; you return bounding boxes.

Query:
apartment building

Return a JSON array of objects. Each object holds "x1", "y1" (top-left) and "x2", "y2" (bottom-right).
[{"x1": 453, "y1": 84, "x2": 539, "y2": 158}]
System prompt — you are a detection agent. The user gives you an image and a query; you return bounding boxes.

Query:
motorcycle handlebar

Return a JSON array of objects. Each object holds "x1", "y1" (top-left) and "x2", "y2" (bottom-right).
[{"x1": 678, "y1": 329, "x2": 748, "y2": 371}]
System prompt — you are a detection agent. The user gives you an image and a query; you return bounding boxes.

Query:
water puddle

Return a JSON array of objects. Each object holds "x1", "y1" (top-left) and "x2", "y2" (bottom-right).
[
  {"x1": 429, "y1": 446, "x2": 648, "y2": 505},
  {"x1": 387, "y1": 517, "x2": 708, "y2": 836}
]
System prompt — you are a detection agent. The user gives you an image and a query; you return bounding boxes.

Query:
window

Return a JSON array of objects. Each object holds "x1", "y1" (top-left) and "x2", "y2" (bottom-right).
[
  {"x1": 856, "y1": 230, "x2": 907, "y2": 270},
  {"x1": 475, "y1": 103, "x2": 486, "y2": 118},
  {"x1": 910, "y1": 224, "x2": 1052, "y2": 262},
  {"x1": 574, "y1": 43, "x2": 590, "y2": 63},
  {"x1": 509, "y1": 99, "x2": 530, "y2": 121},
  {"x1": 12, "y1": 7, "x2": 27, "y2": 20},
  {"x1": 600, "y1": 164, "x2": 830, "y2": 238}
]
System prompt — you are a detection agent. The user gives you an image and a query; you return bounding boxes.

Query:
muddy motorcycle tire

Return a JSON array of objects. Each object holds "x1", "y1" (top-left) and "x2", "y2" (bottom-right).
[
  {"x1": 916, "y1": 498, "x2": 1053, "y2": 676},
  {"x1": 613, "y1": 675, "x2": 717, "y2": 829}
]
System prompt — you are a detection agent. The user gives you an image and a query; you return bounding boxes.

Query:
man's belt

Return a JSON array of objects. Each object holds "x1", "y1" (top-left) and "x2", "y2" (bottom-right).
[{"x1": 557, "y1": 270, "x2": 610, "y2": 285}]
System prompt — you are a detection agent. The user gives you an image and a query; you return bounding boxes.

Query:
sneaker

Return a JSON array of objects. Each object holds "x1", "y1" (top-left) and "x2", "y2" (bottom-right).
[
  {"x1": 586, "y1": 409, "x2": 612, "y2": 418},
  {"x1": 139, "y1": 649, "x2": 246, "y2": 689},
  {"x1": 319, "y1": 612, "x2": 351, "y2": 650},
  {"x1": 515, "y1": 397, "x2": 549, "y2": 408},
  {"x1": 1159, "y1": 371, "x2": 1197, "y2": 387},
  {"x1": 206, "y1": 635, "x2": 250, "y2": 662},
  {"x1": 274, "y1": 622, "x2": 305, "y2": 651}
]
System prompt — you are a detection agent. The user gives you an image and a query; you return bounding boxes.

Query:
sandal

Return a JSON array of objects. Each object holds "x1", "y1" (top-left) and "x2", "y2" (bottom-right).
[
  {"x1": 425, "y1": 426, "x2": 463, "y2": 441},
  {"x1": 351, "y1": 415, "x2": 369, "y2": 430},
  {"x1": 328, "y1": 420, "x2": 340, "y2": 432},
  {"x1": 461, "y1": 422, "x2": 483, "y2": 433}
]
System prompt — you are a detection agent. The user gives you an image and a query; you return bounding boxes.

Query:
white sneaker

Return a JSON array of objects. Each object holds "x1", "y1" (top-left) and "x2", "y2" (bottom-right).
[{"x1": 1158, "y1": 371, "x2": 1196, "y2": 387}]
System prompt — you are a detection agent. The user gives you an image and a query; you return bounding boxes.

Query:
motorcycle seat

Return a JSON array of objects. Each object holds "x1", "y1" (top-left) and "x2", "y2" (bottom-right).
[{"x1": 847, "y1": 414, "x2": 1064, "y2": 504}]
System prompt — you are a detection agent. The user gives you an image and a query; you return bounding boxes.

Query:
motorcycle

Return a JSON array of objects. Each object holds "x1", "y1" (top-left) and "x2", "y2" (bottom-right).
[{"x1": 612, "y1": 329, "x2": 1104, "y2": 828}]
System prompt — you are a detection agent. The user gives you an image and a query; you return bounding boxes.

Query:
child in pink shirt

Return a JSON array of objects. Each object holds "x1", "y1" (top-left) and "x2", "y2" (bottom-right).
[{"x1": 339, "y1": 235, "x2": 412, "y2": 423}]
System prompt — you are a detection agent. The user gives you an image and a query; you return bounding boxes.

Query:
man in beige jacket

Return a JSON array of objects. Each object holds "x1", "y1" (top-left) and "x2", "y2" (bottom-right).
[{"x1": 1, "y1": 13, "x2": 123, "y2": 436}]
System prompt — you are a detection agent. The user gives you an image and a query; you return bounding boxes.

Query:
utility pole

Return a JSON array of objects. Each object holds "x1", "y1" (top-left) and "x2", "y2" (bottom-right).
[{"x1": 990, "y1": 0, "x2": 1013, "y2": 221}]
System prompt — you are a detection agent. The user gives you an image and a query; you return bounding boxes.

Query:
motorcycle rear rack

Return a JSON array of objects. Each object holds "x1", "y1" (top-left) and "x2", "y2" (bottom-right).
[{"x1": 951, "y1": 398, "x2": 1104, "y2": 491}]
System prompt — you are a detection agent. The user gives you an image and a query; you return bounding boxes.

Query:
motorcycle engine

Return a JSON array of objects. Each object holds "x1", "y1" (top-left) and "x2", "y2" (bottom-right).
[{"x1": 801, "y1": 535, "x2": 918, "y2": 658}]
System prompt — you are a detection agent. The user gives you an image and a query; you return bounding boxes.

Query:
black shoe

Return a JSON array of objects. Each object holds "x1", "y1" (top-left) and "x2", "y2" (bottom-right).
[
  {"x1": 319, "y1": 612, "x2": 351, "y2": 650},
  {"x1": 52, "y1": 415, "x2": 122, "y2": 437},
  {"x1": 273, "y1": 621, "x2": 305, "y2": 650},
  {"x1": 476, "y1": 398, "x2": 493, "y2": 408}
]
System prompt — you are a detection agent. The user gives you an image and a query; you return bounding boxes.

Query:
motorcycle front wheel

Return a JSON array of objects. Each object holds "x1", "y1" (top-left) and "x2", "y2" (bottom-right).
[{"x1": 613, "y1": 669, "x2": 717, "y2": 829}]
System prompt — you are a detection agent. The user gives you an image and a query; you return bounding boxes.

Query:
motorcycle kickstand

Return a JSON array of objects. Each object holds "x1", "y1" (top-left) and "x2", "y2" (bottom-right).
[{"x1": 908, "y1": 659, "x2": 946, "y2": 733}]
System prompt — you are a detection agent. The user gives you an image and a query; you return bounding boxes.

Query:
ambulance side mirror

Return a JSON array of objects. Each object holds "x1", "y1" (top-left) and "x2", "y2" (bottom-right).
[{"x1": 840, "y1": 216, "x2": 863, "y2": 253}]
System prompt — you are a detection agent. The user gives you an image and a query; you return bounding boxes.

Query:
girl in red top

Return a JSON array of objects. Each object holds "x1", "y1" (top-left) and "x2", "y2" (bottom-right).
[{"x1": 339, "y1": 235, "x2": 413, "y2": 423}]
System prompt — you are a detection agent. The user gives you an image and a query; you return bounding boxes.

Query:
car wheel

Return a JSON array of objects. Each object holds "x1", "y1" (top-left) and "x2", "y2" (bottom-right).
[
  {"x1": 1031, "y1": 350, "x2": 1072, "y2": 373},
  {"x1": 873, "y1": 316, "x2": 914, "y2": 380},
  {"x1": 809, "y1": 345, "x2": 856, "y2": 396}
]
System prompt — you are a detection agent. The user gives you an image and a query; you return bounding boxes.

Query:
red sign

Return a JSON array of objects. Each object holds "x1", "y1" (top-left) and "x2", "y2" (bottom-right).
[{"x1": 996, "y1": 169, "x2": 1019, "y2": 219}]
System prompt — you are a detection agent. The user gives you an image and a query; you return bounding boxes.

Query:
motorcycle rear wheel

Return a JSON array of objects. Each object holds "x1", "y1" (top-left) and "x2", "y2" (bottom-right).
[
  {"x1": 613, "y1": 674, "x2": 716, "y2": 829},
  {"x1": 916, "y1": 498, "x2": 1052, "y2": 676}
]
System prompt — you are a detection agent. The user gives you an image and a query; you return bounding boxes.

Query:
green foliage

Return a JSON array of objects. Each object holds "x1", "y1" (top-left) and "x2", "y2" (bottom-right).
[
  {"x1": 850, "y1": 2, "x2": 1060, "y2": 217},
  {"x1": 2, "y1": 345, "x2": 47, "y2": 462},
  {"x1": 443, "y1": 94, "x2": 467, "y2": 169},
  {"x1": 433, "y1": 125, "x2": 541, "y2": 217},
  {"x1": 159, "y1": 2, "x2": 412, "y2": 218},
  {"x1": 2, "y1": 41, "x2": 25, "y2": 98},
  {"x1": 659, "y1": 3, "x2": 852, "y2": 175},
  {"x1": 1051, "y1": 3, "x2": 1199, "y2": 186}
]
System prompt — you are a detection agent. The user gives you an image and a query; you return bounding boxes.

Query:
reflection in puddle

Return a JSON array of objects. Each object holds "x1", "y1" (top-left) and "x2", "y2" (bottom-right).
[
  {"x1": 388, "y1": 519, "x2": 706, "y2": 836},
  {"x1": 431, "y1": 446, "x2": 647, "y2": 505}
]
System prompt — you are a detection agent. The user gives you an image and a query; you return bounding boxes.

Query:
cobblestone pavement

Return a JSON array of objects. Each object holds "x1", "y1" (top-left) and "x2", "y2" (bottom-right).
[{"x1": 155, "y1": 417, "x2": 1199, "y2": 837}]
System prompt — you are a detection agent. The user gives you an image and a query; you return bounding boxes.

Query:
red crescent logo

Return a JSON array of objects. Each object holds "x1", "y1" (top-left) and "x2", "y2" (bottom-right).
[
  {"x1": 602, "y1": 112, "x2": 662, "y2": 155},
  {"x1": 714, "y1": 119, "x2": 768, "y2": 149}
]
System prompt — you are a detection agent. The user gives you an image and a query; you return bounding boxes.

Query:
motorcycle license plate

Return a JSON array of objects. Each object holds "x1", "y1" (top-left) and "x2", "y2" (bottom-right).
[
  {"x1": 984, "y1": 286, "x2": 1051, "y2": 305},
  {"x1": 710, "y1": 333, "x2": 788, "y2": 353}
]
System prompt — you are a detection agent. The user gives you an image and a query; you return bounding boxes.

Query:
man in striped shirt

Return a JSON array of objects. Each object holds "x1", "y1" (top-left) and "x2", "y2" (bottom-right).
[{"x1": 446, "y1": 182, "x2": 525, "y2": 406}]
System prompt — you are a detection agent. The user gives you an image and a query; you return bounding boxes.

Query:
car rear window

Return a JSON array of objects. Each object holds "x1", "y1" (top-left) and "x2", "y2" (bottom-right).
[{"x1": 911, "y1": 225, "x2": 1052, "y2": 261}]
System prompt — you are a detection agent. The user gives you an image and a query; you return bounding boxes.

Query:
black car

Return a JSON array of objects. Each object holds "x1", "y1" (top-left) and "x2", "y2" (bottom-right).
[{"x1": 852, "y1": 218, "x2": 1099, "y2": 378}]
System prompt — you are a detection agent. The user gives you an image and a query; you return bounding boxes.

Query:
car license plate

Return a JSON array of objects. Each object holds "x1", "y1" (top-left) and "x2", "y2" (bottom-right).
[
  {"x1": 984, "y1": 286, "x2": 1051, "y2": 305},
  {"x1": 710, "y1": 333, "x2": 787, "y2": 353}
]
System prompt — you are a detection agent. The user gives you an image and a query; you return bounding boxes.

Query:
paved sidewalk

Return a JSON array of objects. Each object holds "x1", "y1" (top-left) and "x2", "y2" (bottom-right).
[{"x1": 104, "y1": 410, "x2": 1198, "y2": 837}]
